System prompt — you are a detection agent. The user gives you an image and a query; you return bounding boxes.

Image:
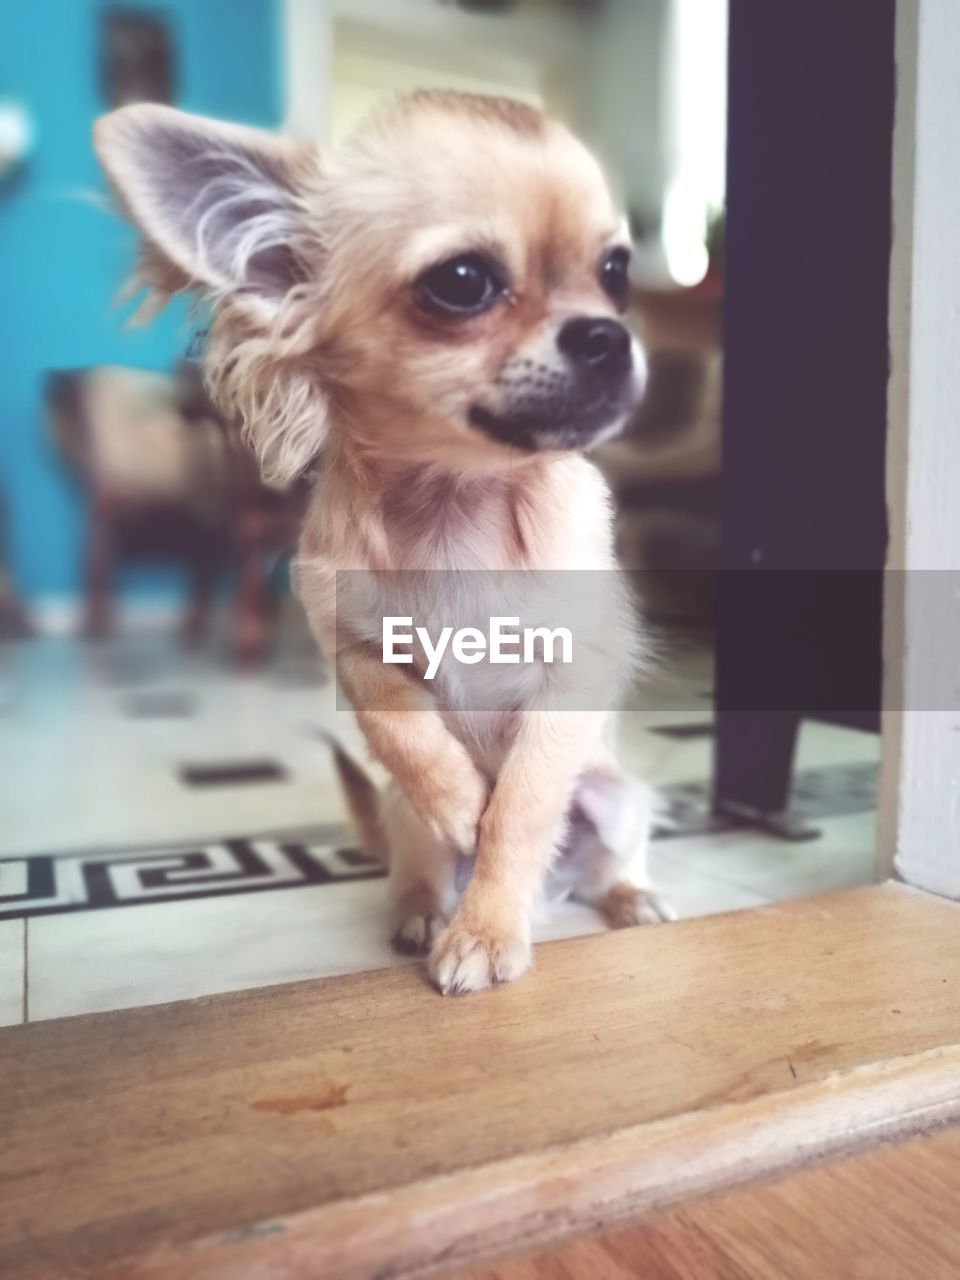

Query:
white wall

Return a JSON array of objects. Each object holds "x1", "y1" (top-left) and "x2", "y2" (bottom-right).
[
  {"x1": 880, "y1": 0, "x2": 960, "y2": 898},
  {"x1": 661, "y1": 0, "x2": 727, "y2": 283},
  {"x1": 283, "y1": 0, "x2": 334, "y2": 140},
  {"x1": 280, "y1": 0, "x2": 727, "y2": 279},
  {"x1": 284, "y1": 0, "x2": 586, "y2": 146},
  {"x1": 329, "y1": 17, "x2": 544, "y2": 144},
  {"x1": 559, "y1": 0, "x2": 672, "y2": 224}
]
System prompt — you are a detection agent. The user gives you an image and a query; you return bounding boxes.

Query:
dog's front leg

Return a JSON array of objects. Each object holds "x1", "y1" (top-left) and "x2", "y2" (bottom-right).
[
  {"x1": 428, "y1": 709, "x2": 604, "y2": 995},
  {"x1": 340, "y1": 644, "x2": 489, "y2": 857}
]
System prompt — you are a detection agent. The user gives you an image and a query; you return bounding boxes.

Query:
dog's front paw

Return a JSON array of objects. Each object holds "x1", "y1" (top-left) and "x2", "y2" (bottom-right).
[
  {"x1": 428, "y1": 914, "x2": 531, "y2": 995},
  {"x1": 602, "y1": 883, "x2": 676, "y2": 928},
  {"x1": 391, "y1": 910, "x2": 445, "y2": 956}
]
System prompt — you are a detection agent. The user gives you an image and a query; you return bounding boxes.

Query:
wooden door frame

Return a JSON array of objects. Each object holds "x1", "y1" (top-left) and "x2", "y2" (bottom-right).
[{"x1": 877, "y1": 0, "x2": 960, "y2": 898}]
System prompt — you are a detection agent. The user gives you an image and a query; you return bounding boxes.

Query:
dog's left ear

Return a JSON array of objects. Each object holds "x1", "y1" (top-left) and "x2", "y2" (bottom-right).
[{"x1": 94, "y1": 103, "x2": 319, "y2": 321}]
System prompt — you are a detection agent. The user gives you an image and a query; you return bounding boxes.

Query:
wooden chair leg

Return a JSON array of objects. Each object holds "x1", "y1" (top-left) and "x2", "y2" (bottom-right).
[
  {"x1": 181, "y1": 547, "x2": 220, "y2": 648},
  {"x1": 232, "y1": 515, "x2": 270, "y2": 666},
  {"x1": 84, "y1": 493, "x2": 115, "y2": 640}
]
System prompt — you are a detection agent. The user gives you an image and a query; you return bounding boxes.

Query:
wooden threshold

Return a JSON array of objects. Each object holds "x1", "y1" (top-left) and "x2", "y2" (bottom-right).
[{"x1": 3, "y1": 882, "x2": 960, "y2": 1280}]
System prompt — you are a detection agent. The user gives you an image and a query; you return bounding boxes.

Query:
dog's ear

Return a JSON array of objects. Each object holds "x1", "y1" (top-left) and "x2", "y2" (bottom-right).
[
  {"x1": 95, "y1": 104, "x2": 329, "y2": 483},
  {"x1": 94, "y1": 103, "x2": 317, "y2": 321}
]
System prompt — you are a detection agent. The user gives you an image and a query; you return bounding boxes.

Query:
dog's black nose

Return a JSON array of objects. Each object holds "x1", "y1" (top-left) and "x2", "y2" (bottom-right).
[{"x1": 557, "y1": 317, "x2": 632, "y2": 373}]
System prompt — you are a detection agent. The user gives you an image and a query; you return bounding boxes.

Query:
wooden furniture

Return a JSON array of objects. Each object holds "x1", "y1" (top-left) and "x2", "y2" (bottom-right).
[
  {"x1": 0, "y1": 490, "x2": 32, "y2": 640},
  {"x1": 715, "y1": 0, "x2": 893, "y2": 835},
  {"x1": 595, "y1": 281, "x2": 722, "y2": 624},
  {"x1": 45, "y1": 364, "x2": 233, "y2": 643},
  {"x1": 44, "y1": 363, "x2": 305, "y2": 664},
  {"x1": 3, "y1": 883, "x2": 960, "y2": 1279},
  {"x1": 176, "y1": 363, "x2": 307, "y2": 664}
]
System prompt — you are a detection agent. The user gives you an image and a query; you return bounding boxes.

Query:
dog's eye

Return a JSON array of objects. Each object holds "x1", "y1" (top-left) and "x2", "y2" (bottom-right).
[
  {"x1": 417, "y1": 253, "x2": 504, "y2": 315},
  {"x1": 599, "y1": 247, "x2": 631, "y2": 308}
]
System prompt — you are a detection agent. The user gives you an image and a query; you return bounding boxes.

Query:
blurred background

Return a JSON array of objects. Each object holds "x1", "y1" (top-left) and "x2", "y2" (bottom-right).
[
  {"x1": 1, "y1": 0, "x2": 892, "y2": 1026},
  {"x1": 0, "y1": 0, "x2": 726, "y2": 649}
]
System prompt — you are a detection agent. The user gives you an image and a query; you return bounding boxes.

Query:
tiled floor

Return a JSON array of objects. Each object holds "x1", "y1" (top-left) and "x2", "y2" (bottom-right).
[
  {"x1": 0, "y1": 627, "x2": 880, "y2": 1025},
  {"x1": 0, "y1": 920, "x2": 25, "y2": 1025}
]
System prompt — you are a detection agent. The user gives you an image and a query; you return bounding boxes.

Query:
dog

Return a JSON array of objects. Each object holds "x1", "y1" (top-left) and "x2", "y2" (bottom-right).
[{"x1": 94, "y1": 90, "x2": 672, "y2": 995}]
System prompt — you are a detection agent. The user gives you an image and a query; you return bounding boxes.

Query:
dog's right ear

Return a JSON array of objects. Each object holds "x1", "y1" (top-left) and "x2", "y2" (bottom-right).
[
  {"x1": 95, "y1": 104, "x2": 330, "y2": 483},
  {"x1": 94, "y1": 103, "x2": 319, "y2": 323}
]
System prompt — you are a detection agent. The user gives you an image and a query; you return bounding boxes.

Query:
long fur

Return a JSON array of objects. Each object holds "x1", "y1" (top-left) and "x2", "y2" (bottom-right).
[{"x1": 94, "y1": 90, "x2": 672, "y2": 995}]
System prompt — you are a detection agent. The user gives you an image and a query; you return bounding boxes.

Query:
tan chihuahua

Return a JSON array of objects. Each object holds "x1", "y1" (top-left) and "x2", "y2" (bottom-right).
[{"x1": 94, "y1": 91, "x2": 671, "y2": 995}]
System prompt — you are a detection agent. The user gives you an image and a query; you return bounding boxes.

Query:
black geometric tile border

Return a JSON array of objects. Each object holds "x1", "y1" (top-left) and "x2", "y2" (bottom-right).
[
  {"x1": 0, "y1": 827, "x2": 380, "y2": 921},
  {"x1": 0, "y1": 763, "x2": 878, "y2": 919}
]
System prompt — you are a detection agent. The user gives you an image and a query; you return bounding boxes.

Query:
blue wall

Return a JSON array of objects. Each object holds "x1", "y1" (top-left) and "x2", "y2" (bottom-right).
[{"x1": 0, "y1": 0, "x2": 282, "y2": 600}]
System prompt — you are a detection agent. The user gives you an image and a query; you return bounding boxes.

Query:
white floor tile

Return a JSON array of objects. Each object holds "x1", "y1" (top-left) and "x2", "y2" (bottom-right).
[
  {"x1": 26, "y1": 881, "x2": 607, "y2": 1021},
  {"x1": 0, "y1": 859, "x2": 29, "y2": 896},
  {"x1": 658, "y1": 812, "x2": 878, "y2": 902},
  {"x1": 6, "y1": 631, "x2": 880, "y2": 1019},
  {"x1": 647, "y1": 849, "x2": 771, "y2": 917},
  {"x1": 27, "y1": 881, "x2": 392, "y2": 1020},
  {"x1": 795, "y1": 720, "x2": 881, "y2": 769},
  {"x1": 617, "y1": 712, "x2": 880, "y2": 793},
  {"x1": 0, "y1": 920, "x2": 25, "y2": 1027},
  {"x1": 617, "y1": 714, "x2": 714, "y2": 789}
]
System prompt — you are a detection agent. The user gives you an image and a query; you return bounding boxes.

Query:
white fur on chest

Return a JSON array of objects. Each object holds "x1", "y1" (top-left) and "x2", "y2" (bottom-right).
[{"x1": 324, "y1": 458, "x2": 638, "y2": 770}]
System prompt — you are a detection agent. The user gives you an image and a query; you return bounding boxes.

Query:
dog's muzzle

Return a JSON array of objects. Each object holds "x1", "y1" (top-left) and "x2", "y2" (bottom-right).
[{"x1": 469, "y1": 317, "x2": 642, "y2": 452}]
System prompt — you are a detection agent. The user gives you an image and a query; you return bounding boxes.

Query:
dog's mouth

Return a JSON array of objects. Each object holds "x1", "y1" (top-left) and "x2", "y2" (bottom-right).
[{"x1": 468, "y1": 387, "x2": 635, "y2": 453}]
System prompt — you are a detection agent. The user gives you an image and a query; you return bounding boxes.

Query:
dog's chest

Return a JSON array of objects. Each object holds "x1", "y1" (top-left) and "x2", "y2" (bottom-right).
[
  {"x1": 381, "y1": 472, "x2": 523, "y2": 570},
  {"x1": 333, "y1": 464, "x2": 627, "y2": 762},
  {"x1": 344, "y1": 568, "x2": 560, "y2": 708}
]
